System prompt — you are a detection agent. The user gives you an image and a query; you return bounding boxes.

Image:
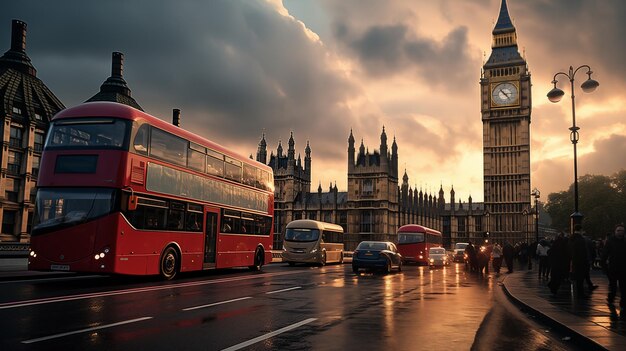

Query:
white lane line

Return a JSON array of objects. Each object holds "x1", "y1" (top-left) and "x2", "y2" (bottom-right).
[
  {"x1": 265, "y1": 286, "x2": 302, "y2": 295},
  {"x1": 221, "y1": 318, "x2": 317, "y2": 351},
  {"x1": 182, "y1": 297, "x2": 252, "y2": 311},
  {"x1": 21, "y1": 317, "x2": 153, "y2": 344},
  {"x1": 0, "y1": 270, "x2": 303, "y2": 310}
]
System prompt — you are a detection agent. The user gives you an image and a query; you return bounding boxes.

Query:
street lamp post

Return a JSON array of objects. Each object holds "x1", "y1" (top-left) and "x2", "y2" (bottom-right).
[
  {"x1": 547, "y1": 65, "x2": 599, "y2": 234},
  {"x1": 484, "y1": 211, "x2": 490, "y2": 243},
  {"x1": 522, "y1": 209, "x2": 531, "y2": 269},
  {"x1": 531, "y1": 188, "x2": 540, "y2": 243}
]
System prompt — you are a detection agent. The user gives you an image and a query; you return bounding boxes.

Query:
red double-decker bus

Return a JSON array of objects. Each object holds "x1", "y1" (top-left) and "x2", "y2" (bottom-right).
[
  {"x1": 396, "y1": 224, "x2": 442, "y2": 265},
  {"x1": 28, "y1": 102, "x2": 274, "y2": 279}
]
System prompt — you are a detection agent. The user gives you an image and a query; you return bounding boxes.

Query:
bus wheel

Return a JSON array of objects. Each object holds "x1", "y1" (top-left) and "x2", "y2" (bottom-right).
[
  {"x1": 249, "y1": 248, "x2": 264, "y2": 271},
  {"x1": 160, "y1": 247, "x2": 179, "y2": 280}
]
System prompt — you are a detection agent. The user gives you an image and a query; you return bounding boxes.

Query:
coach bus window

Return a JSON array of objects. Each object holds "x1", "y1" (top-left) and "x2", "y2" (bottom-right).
[
  {"x1": 133, "y1": 124, "x2": 148, "y2": 155},
  {"x1": 150, "y1": 128, "x2": 188, "y2": 167},
  {"x1": 398, "y1": 232, "x2": 425, "y2": 244}
]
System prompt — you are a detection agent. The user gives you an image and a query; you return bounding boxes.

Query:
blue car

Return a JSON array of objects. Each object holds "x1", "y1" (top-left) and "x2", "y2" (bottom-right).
[{"x1": 352, "y1": 241, "x2": 403, "y2": 274}]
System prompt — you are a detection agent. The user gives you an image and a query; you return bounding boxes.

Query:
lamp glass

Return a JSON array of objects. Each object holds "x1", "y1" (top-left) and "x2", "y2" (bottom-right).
[
  {"x1": 547, "y1": 87, "x2": 565, "y2": 103},
  {"x1": 581, "y1": 78, "x2": 599, "y2": 93}
]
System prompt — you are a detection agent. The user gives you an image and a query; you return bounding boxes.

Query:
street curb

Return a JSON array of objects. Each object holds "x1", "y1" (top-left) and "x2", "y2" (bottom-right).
[
  {"x1": 500, "y1": 275, "x2": 607, "y2": 351},
  {"x1": 0, "y1": 271, "x2": 78, "y2": 282}
]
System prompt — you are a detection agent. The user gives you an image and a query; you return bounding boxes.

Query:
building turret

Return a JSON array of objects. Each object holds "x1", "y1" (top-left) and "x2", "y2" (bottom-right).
[
  {"x1": 287, "y1": 132, "x2": 295, "y2": 171},
  {"x1": 277, "y1": 140, "x2": 283, "y2": 157},
  {"x1": 305, "y1": 140, "x2": 311, "y2": 177},
  {"x1": 391, "y1": 137, "x2": 398, "y2": 177},
  {"x1": 348, "y1": 129, "x2": 355, "y2": 170},
  {"x1": 450, "y1": 186, "x2": 456, "y2": 212},
  {"x1": 380, "y1": 126, "x2": 388, "y2": 163},
  {"x1": 256, "y1": 133, "x2": 267, "y2": 164}
]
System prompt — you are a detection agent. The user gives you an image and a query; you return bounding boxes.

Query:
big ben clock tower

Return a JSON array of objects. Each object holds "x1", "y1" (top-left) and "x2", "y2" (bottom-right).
[{"x1": 481, "y1": 0, "x2": 532, "y2": 244}]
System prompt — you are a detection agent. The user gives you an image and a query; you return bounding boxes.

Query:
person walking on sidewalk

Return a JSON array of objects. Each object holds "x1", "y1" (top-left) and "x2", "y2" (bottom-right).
[
  {"x1": 491, "y1": 242, "x2": 503, "y2": 274},
  {"x1": 569, "y1": 226, "x2": 590, "y2": 298},
  {"x1": 548, "y1": 231, "x2": 570, "y2": 296},
  {"x1": 582, "y1": 232, "x2": 598, "y2": 291},
  {"x1": 600, "y1": 223, "x2": 626, "y2": 319},
  {"x1": 503, "y1": 241, "x2": 515, "y2": 273},
  {"x1": 536, "y1": 239, "x2": 550, "y2": 279}
]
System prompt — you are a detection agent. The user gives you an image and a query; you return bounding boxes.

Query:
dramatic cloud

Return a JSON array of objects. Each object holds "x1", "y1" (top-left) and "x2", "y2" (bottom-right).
[{"x1": 2, "y1": 0, "x2": 624, "y2": 202}]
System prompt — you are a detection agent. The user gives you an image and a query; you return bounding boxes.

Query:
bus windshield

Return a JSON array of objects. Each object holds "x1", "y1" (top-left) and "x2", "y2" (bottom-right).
[
  {"x1": 32, "y1": 188, "x2": 117, "y2": 235},
  {"x1": 284, "y1": 228, "x2": 320, "y2": 242},
  {"x1": 398, "y1": 232, "x2": 425, "y2": 244},
  {"x1": 46, "y1": 118, "x2": 130, "y2": 149}
]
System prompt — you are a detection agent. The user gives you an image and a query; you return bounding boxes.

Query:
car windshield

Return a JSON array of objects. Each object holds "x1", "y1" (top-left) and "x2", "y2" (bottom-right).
[
  {"x1": 32, "y1": 188, "x2": 117, "y2": 235},
  {"x1": 455, "y1": 243, "x2": 468, "y2": 250},
  {"x1": 46, "y1": 118, "x2": 130, "y2": 150},
  {"x1": 356, "y1": 242, "x2": 387, "y2": 251},
  {"x1": 284, "y1": 228, "x2": 320, "y2": 242},
  {"x1": 430, "y1": 248, "x2": 446, "y2": 255},
  {"x1": 398, "y1": 232, "x2": 424, "y2": 244}
]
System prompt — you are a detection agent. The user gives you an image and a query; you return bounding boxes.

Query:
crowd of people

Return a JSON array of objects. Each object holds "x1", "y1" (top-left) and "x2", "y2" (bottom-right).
[{"x1": 462, "y1": 222, "x2": 626, "y2": 319}]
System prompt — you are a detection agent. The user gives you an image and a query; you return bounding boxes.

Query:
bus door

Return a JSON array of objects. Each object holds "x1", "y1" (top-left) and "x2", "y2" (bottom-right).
[{"x1": 203, "y1": 208, "x2": 219, "y2": 268}]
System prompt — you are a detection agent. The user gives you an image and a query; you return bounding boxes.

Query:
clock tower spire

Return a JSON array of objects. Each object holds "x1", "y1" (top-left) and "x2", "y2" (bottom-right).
[{"x1": 481, "y1": 0, "x2": 532, "y2": 244}]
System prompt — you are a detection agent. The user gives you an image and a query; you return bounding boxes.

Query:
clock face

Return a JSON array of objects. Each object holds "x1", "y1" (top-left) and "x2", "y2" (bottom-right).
[{"x1": 491, "y1": 82, "x2": 519, "y2": 106}]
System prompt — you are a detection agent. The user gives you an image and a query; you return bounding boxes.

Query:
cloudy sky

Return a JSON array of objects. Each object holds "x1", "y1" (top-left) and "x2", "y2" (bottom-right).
[{"x1": 3, "y1": 0, "x2": 625, "y2": 202}]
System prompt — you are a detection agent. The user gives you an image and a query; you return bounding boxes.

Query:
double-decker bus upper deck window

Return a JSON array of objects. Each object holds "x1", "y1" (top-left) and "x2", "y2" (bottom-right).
[
  {"x1": 224, "y1": 156, "x2": 242, "y2": 182},
  {"x1": 206, "y1": 149, "x2": 224, "y2": 177},
  {"x1": 46, "y1": 118, "x2": 130, "y2": 150},
  {"x1": 150, "y1": 128, "x2": 187, "y2": 167},
  {"x1": 188, "y1": 148, "x2": 206, "y2": 172},
  {"x1": 243, "y1": 164, "x2": 256, "y2": 187},
  {"x1": 133, "y1": 124, "x2": 148, "y2": 155}
]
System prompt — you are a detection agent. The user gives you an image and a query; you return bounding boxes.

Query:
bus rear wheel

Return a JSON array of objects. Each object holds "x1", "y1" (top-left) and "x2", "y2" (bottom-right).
[
  {"x1": 249, "y1": 248, "x2": 264, "y2": 271},
  {"x1": 160, "y1": 247, "x2": 179, "y2": 280}
]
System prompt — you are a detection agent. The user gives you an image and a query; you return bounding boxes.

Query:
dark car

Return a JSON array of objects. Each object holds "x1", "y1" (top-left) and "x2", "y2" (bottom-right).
[
  {"x1": 352, "y1": 241, "x2": 403, "y2": 274},
  {"x1": 453, "y1": 242, "x2": 469, "y2": 263}
]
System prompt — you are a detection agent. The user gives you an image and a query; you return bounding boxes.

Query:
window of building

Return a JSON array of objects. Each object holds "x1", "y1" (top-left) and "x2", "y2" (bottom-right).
[
  {"x1": 9, "y1": 126, "x2": 23, "y2": 148},
  {"x1": 7, "y1": 151, "x2": 22, "y2": 174},
  {"x1": 5, "y1": 179, "x2": 19, "y2": 203},
  {"x1": 34, "y1": 132, "x2": 45, "y2": 152},
  {"x1": 12, "y1": 106, "x2": 22, "y2": 115},
  {"x1": 32, "y1": 155, "x2": 41, "y2": 177},
  {"x1": 2, "y1": 210, "x2": 16, "y2": 234},
  {"x1": 361, "y1": 211, "x2": 372, "y2": 233}
]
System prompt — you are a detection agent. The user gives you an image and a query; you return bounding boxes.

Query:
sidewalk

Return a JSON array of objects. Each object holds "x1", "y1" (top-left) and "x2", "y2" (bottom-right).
[{"x1": 501, "y1": 267, "x2": 626, "y2": 350}]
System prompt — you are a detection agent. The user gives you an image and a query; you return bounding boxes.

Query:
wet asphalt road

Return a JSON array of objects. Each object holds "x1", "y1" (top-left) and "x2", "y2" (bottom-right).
[{"x1": 0, "y1": 263, "x2": 584, "y2": 350}]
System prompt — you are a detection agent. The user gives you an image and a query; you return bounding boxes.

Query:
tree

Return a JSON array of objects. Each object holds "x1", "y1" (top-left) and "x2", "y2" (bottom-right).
[{"x1": 544, "y1": 170, "x2": 626, "y2": 239}]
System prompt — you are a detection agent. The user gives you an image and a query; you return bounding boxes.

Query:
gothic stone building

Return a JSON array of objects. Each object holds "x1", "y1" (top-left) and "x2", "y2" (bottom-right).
[{"x1": 260, "y1": 0, "x2": 534, "y2": 249}]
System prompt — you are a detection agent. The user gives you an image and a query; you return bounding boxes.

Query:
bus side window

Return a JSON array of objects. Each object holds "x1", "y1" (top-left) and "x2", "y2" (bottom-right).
[{"x1": 133, "y1": 124, "x2": 148, "y2": 155}]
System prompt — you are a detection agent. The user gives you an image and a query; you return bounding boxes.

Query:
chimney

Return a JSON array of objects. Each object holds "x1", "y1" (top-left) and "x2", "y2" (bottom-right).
[
  {"x1": 11, "y1": 20, "x2": 27, "y2": 53},
  {"x1": 111, "y1": 52, "x2": 123, "y2": 78},
  {"x1": 173, "y1": 109, "x2": 181, "y2": 127}
]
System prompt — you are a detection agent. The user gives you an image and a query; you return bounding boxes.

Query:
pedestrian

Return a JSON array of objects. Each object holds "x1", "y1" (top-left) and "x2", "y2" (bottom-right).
[
  {"x1": 600, "y1": 223, "x2": 626, "y2": 320},
  {"x1": 569, "y1": 225, "x2": 589, "y2": 298},
  {"x1": 491, "y1": 242, "x2": 503, "y2": 274},
  {"x1": 503, "y1": 241, "x2": 515, "y2": 273},
  {"x1": 536, "y1": 239, "x2": 550, "y2": 279},
  {"x1": 477, "y1": 241, "x2": 492, "y2": 274},
  {"x1": 582, "y1": 232, "x2": 598, "y2": 291},
  {"x1": 548, "y1": 231, "x2": 570, "y2": 296},
  {"x1": 465, "y1": 242, "x2": 478, "y2": 272}
]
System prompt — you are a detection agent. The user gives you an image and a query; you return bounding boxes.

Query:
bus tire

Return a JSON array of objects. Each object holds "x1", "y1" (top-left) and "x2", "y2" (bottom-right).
[
  {"x1": 160, "y1": 247, "x2": 179, "y2": 280},
  {"x1": 249, "y1": 248, "x2": 264, "y2": 271}
]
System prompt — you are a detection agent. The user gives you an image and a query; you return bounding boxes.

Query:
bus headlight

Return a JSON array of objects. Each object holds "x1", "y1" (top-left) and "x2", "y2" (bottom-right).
[
  {"x1": 310, "y1": 248, "x2": 318, "y2": 254},
  {"x1": 29, "y1": 250, "x2": 37, "y2": 258},
  {"x1": 94, "y1": 247, "x2": 110, "y2": 260},
  {"x1": 429, "y1": 258, "x2": 434, "y2": 263}
]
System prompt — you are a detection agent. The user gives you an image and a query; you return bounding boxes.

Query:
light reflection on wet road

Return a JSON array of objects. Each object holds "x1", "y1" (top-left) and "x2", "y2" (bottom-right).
[{"x1": 0, "y1": 263, "x2": 585, "y2": 350}]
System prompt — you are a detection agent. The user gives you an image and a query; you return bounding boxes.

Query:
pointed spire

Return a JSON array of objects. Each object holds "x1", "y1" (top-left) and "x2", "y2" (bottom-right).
[
  {"x1": 493, "y1": 0, "x2": 515, "y2": 34},
  {"x1": 277, "y1": 140, "x2": 283, "y2": 157},
  {"x1": 305, "y1": 140, "x2": 311, "y2": 155},
  {"x1": 318, "y1": 182, "x2": 322, "y2": 193},
  {"x1": 288, "y1": 131, "x2": 295, "y2": 149},
  {"x1": 259, "y1": 133, "x2": 266, "y2": 147},
  {"x1": 348, "y1": 129, "x2": 355, "y2": 144},
  {"x1": 402, "y1": 169, "x2": 409, "y2": 183}
]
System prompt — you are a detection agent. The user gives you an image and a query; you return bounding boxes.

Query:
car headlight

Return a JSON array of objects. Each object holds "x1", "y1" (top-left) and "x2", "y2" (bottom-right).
[{"x1": 429, "y1": 258, "x2": 434, "y2": 263}]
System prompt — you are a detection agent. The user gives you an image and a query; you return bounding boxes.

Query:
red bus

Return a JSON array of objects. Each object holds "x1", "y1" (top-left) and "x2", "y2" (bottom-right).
[
  {"x1": 396, "y1": 224, "x2": 442, "y2": 265},
  {"x1": 28, "y1": 102, "x2": 274, "y2": 279}
]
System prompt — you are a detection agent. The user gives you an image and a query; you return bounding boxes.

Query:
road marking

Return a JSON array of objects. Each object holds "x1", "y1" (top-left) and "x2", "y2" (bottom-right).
[
  {"x1": 21, "y1": 317, "x2": 153, "y2": 344},
  {"x1": 0, "y1": 275, "x2": 105, "y2": 285},
  {"x1": 265, "y1": 286, "x2": 302, "y2": 294},
  {"x1": 182, "y1": 296, "x2": 252, "y2": 311},
  {"x1": 221, "y1": 318, "x2": 317, "y2": 351},
  {"x1": 0, "y1": 270, "x2": 303, "y2": 310}
]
